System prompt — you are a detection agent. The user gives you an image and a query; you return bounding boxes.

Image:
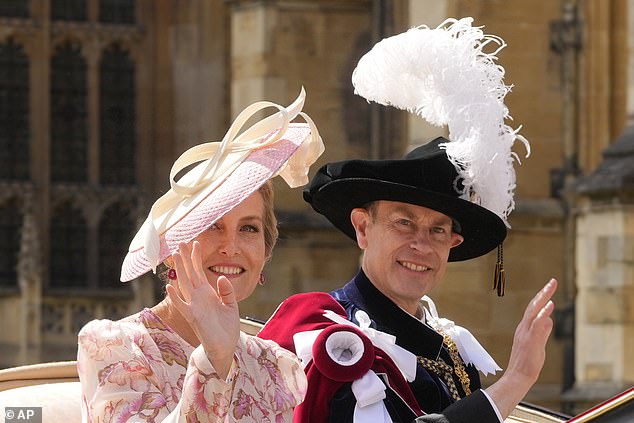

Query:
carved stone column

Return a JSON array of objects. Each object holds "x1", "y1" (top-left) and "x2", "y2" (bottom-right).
[
  {"x1": 169, "y1": 0, "x2": 229, "y2": 155},
  {"x1": 227, "y1": 0, "x2": 379, "y2": 202},
  {"x1": 226, "y1": 0, "x2": 379, "y2": 318},
  {"x1": 570, "y1": 127, "x2": 634, "y2": 413},
  {"x1": 17, "y1": 193, "x2": 43, "y2": 364},
  {"x1": 557, "y1": 0, "x2": 631, "y2": 413}
]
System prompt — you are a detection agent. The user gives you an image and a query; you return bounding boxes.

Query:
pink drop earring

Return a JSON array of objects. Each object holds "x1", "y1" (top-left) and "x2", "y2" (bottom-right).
[{"x1": 168, "y1": 268, "x2": 177, "y2": 280}]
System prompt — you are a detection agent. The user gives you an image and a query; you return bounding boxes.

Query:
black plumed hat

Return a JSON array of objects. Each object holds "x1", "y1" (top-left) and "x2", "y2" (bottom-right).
[{"x1": 303, "y1": 137, "x2": 506, "y2": 261}]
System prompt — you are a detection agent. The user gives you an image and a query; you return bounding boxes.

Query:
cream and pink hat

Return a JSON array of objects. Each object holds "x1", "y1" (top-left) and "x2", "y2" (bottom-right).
[{"x1": 120, "y1": 88, "x2": 324, "y2": 282}]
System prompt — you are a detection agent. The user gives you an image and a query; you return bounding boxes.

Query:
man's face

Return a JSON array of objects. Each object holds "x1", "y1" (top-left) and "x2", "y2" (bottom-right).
[{"x1": 351, "y1": 200, "x2": 464, "y2": 315}]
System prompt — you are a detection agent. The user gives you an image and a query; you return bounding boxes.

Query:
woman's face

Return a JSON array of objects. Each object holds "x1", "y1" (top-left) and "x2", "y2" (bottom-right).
[{"x1": 193, "y1": 191, "x2": 266, "y2": 302}]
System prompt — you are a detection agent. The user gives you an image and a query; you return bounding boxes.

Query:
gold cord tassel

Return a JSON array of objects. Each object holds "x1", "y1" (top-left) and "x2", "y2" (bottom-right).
[{"x1": 493, "y1": 244, "x2": 505, "y2": 297}]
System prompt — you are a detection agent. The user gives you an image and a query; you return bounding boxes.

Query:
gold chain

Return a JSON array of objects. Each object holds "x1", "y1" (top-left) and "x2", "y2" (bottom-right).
[
  {"x1": 417, "y1": 356, "x2": 462, "y2": 402},
  {"x1": 440, "y1": 332, "x2": 471, "y2": 395}
]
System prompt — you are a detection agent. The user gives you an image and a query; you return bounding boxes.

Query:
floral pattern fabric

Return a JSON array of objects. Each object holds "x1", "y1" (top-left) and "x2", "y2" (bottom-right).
[{"x1": 77, "y1": 308, "x2": 307, "y2": 422}]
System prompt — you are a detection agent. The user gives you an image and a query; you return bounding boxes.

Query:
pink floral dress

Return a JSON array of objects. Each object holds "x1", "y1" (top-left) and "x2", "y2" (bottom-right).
[{"x1": 77, "y1": 308, "x2": 307, "y2": 422}]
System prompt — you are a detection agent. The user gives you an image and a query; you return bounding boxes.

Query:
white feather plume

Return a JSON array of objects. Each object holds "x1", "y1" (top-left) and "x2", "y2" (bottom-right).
[{"x1": 352, "y1": 17, "x2": 529, "y2": 226}]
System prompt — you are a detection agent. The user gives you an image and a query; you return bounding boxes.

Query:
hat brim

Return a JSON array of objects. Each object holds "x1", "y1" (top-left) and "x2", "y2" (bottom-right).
[
  {"x1": 120, "y1": 124, "x2": 312, "y2": 282},
  {"x1": 307, "y1": 178, "x2": 506, "y2": 261}
]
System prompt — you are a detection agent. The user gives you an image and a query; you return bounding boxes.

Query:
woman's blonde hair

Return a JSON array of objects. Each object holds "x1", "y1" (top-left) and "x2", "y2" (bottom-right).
[{"x1": 259, "y1": 180, "x2": 278, "y2": 260}]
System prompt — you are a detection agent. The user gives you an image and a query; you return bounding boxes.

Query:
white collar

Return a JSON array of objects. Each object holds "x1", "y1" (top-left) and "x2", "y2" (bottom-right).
[{"x1": 420, "y1": 295, "x2": 502, "y2": 376}]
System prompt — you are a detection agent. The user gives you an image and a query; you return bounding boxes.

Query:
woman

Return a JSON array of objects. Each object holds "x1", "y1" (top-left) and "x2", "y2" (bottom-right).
[{"x1": 77, "y1": 89, "x2": 323, "y2": 422}]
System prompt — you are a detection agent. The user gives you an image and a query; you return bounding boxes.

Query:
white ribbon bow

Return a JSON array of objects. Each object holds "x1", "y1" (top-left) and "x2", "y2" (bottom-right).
[
  {"x1": 352, "y1": 371, "x2": 392, "y2": 423},
  {"x1": 421, "y1": 295, "x2": 502, "y2": 376}
]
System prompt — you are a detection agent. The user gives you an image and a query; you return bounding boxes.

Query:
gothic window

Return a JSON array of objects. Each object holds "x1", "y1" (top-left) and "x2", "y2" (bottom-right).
[
  {"x1": 0, "y1": 1, "x2": 29, "y2": 18},
  {"x1": 49, "y1": 202, "x2": 86, "y2": 288},
  {"x1": 51, "y1": 43, "x2": 88, "y2": 183},
  {"x1": 0, "y1": 39, "x2": 29, "y2": 180},
  {"x1": 0, "y1": 199, "x2": 21, "y2": 288},
  {"x1": 98, "y1": 202, "x2": 133, "y2": 288},
  {"x1": 51, "y1": 0, "x2": 87, "y2": 21},
  {"x1": 100, "y1": 45, "x2": 135, "y2": 185},
  {"x1": 99, "y1": 0, "x2": 135, "y2": 25}
]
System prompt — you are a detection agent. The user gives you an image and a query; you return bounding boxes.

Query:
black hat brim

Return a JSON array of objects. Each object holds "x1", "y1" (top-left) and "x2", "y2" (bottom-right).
[{"x1": 306, "y1": 178, "x2": 507, "y2": 262}]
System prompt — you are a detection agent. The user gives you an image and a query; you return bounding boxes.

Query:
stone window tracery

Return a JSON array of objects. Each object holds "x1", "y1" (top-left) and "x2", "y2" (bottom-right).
[
  {"x1": 100, "y1": 44, "x2": 135, "y2": 185},
  {"x1": 51, "y1": 0, "x2": 87, "y2": 22},
  {"x1": 0, "y1": 1, "x2": 29, "y2": 18},
  {"x1": 99, "y1": 0, "x2": 135, "y2": 25},
  {"x1": 0, "y1": 198, "x2": 22, "y2": 288},
  {"x1": 0, "y1": 39, "x2": 29, "y2": 180},
  {"x1": 51, "y1": 42, "x2": 88, "y2": 183},
  {"x1": 98, "y1": 202, "x2": 134, "y2": 289},
  {"x1": 49, "y1": 202, "x2": 87, "y2": 288},
  {"x1": 0, "y1": 0, "x2": 152, "y2": 367}
]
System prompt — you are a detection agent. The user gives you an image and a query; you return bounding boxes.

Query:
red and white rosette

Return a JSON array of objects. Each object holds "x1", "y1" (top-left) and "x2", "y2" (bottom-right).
[{"x1": 293, "y1": 310, "x2": 417, "y2": 423}]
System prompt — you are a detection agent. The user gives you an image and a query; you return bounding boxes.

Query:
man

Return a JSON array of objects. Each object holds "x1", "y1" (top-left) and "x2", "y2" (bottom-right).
[
  {"x1": 259, "y1": 17, "x2": 557, "y2": 423},
  {"x1": 259, "y1": 138, "x2": 557, "y2": 422}
]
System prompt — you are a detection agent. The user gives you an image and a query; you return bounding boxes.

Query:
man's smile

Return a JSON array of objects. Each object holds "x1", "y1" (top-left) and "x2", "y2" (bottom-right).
[{"x1": 398, "y1": 260, "x2": 430, "y2": 272}]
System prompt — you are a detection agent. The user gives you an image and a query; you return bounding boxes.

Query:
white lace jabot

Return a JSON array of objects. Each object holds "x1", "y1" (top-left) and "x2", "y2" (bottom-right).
[{"x1": 420, "y1": 295, "x2": 502, "y2": 376}]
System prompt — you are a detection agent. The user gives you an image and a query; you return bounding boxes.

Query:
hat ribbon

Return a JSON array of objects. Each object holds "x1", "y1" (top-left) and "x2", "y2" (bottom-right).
[
  {"x1": 142, "y1": 87, "x2": 323, "y2": 270},
  {"x1": 168, "y1": 88, "x2": 310, "y2": 196},
  {"x1": 421, "y1": 295, "x2": 502, "y2": 376}
]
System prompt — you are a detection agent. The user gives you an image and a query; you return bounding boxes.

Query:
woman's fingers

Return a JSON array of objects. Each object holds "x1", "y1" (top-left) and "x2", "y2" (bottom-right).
[
  {"x1": 166, "y1": 283, "x2": 190, "y2": 318},
  {"x1": 178, "y1": 242, "x2": 200, "y2": 289},
  {"x1": 216, "y1": 276, "x2": 237, "y2": 306},
  {"x1": 171, "y1": 241, "x2": 240, "y2": 316},
  {"x1": 172, "y1": 251, "x2": 193, "y2": 302},
  {"x1": 191, "y1": 241, "x2": 210, "y2": 290}
]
